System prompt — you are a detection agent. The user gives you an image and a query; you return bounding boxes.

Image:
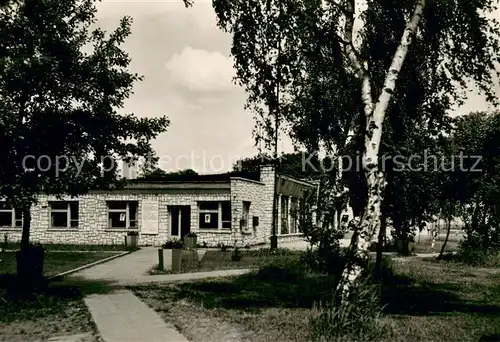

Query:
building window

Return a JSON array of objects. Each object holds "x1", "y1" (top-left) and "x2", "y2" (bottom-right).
[
  {"x1": 280, "y1": 195, "x2": 289, "y2": 234},
  {"x1": 199, "y1": 201, "x2": 231, "y2": 230},
  {"x1": 297, "y1": 197, "x2": 304, "y2": 233},
  {"x1": 107, "y1": 201, "x2": 138, "y2": 229},
  {"x1": 49, "y1": 201, "x2": 79, "y2": 228},
  {"x1": 0, "y1": 202, "x2": 23, "y2": 228},
  {"x1": 242, "y1": 201, "x2": 250, "y2": 229},
  {"x1": 290, "y1": 197, "x2": 298, "y2": 234}
]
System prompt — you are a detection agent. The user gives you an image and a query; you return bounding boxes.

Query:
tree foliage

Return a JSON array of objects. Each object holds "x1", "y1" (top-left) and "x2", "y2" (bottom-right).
[
  {"x1": 233, "y1": 151, "x2": 322, "y2": 179},
  {"x1": 0, "y1": 0, "x2": 169, "y2": 248},
  {"x1": 212, "y1": 0, "x2": 500, "y2": 279},
  {"x1": 450, "y1": 111, "x2": 500, "y2": 256}
]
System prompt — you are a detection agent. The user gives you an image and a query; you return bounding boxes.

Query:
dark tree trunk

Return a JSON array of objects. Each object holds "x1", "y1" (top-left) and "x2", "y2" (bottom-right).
[
  {"x1": 374, "y1": 214, "x2": 387, "y2": 280},
  {"x1": 20, "y1": 207, "x2": 31, "y2": 250},
  {"x1": 471, "y1": 199, "x2": 481, "y2": 230},
  {"x1": 438, "y1": 215, "x2": 452, "y2": 259},
  {"x1": 17, "y1": 206, "x2": 44, "y2": 286}
]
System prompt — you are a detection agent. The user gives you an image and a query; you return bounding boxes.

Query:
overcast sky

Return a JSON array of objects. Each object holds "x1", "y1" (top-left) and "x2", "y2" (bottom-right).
[{"x1": 96, "y1": 0, "x2": 500, "y2": 174}]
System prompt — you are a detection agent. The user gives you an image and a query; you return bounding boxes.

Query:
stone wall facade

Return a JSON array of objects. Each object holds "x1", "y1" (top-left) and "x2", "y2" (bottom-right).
[
  {"x1": 0, "y1": 165, "x2": 290, "y2": 247},
  {"x1": 0, "y1": 190, "x2": 231, "y2": 247}
]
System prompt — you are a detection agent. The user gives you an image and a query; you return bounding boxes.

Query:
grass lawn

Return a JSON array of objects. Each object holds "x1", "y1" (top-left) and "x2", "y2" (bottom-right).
[
  {"x1": 149, "y1": 248, "x2": 301, "y2": 275},
  {"x1": 133, "y1": 255, "x2": 500, "y2": 342},
  {"x1": 413, "y1": 233, "x2": 462, "y2": 253},
  {"x1": 378, "y1": 257, "x2": 500, "y2": 341},
  {"x1": 2, "y1": 243, "x2": 136, "y2": 252},
  {"x1": 0, "y1": 276, "x2": 114, "y2": 341},
  {"x1": 0, "y1": 251, "x2": 123, "y2": 277},
  {"x1": 413, "y1": 239, "x2": 460, "y2": 253},
  {"x1": 0, "y1": 247, "x2": 129, "y2": 341}
]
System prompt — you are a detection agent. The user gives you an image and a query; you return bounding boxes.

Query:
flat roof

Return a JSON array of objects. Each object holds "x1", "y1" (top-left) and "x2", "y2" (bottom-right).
[
  {"x1": 277, "y1": 174, "x2": 317, "y2": 188},
  {"x1": 123, "y1": 169, "x2": 316, "y2": 189},
  {"x1": 129, "y1": 170, "x2": 260, "y2": 184},
  {"x1": 123, "y1": 182, "x2": 231, "y2": 190}
]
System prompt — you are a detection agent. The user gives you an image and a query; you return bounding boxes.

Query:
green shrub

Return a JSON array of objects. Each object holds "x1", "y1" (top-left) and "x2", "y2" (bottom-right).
[
  {"x1": 309, "y1": 279, "x2": 385, "y2": 341},
  {"x1": 364, "y1": 255, "x2": 395, "y2": 282},
  {"x1": 456, "y1": 221, "x2": 500, "y2": 266},
  {"x1": 217, "y1": 243, "x2": 228, "y2": 252},
  {"x1": 256, "y1": 257, "x2": 307, "y2": 283},
  {"x1": 455, "y1": 247, "x2": 500, "y2": 266},
  {"x1": 301, "y1": 247, "x2": 345, "y2": 277},
  {"x1": 231, "y1": 246, "x2": 242, "y2": 262},
  {"x1": 162, "y1": 238, "x2": 184, "y2": 249}
]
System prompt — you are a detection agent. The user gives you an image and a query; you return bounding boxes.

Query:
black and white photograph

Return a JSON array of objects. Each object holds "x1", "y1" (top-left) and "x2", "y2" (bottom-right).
[{"x1": 0, "y1": 0, "x2": 499, "y2": 341}]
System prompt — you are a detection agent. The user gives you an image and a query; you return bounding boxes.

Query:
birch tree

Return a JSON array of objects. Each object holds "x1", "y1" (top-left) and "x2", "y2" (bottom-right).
[{"x1": 210, "y1": 0, "x2": 500, "y2": 289}]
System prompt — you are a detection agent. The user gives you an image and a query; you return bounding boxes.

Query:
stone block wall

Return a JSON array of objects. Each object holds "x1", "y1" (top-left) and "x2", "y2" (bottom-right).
[
  {"x1": 1, "y1": 190, "x2": 230, "y2": 247},
  {"x1": 0, "y1": 165, "x2": 278, "y2": 247},
  {"x1": 227, "y1": 178, "x2": 267, "y2": 247},
  {"x1": 197, "y1": 166, "x2": 276, "y2": 247}
]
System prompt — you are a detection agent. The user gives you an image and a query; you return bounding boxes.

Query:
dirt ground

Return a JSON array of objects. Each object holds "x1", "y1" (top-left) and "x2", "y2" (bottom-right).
[{"x1": 133, "y1": 282, "x2": 311, "y2": 342}]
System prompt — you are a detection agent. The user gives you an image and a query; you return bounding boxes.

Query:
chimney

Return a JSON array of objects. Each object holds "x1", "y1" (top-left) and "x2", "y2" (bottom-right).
[
  {"x1": 122, "y1": 160, "x2": 138, "y2": 179},
  {"x1": 259, "y1": 164, "x2": 275, "y2": 184}
]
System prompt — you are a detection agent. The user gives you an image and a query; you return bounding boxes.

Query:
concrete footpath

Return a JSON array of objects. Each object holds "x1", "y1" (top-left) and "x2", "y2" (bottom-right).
[
  {"x1": 70, "y1": 247, "x2": 252, "y2": 286},
  {"x1": 71, "y1": 245, "x2": 444, "y2": 342},
  {"x1": 70, "y1": 248, "x2": 254, "y2": 342},
  {"x1": 85, "y1": 289, "x2": 188, "y2": 342}
]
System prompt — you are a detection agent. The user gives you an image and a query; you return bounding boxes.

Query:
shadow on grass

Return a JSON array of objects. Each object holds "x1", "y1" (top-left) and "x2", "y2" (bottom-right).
[
  {"x1": 172, "y1": 263, "x2": 339, "y2": 310},
  {"x1": 0, "y1": 274, "x2": 117, "y2": 323},
  {"x1": 170, "y1": 256, "x2": 500, "y2": 320},
  {"x1": 379, "y1": 267, "x2": 500, "y2": 317},
  {"x1": 479, "y1": 333, "x2": 500, "y2": 341}
]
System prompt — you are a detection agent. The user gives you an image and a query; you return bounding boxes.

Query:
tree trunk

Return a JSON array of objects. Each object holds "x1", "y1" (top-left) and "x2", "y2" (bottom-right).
[
  {"x1": 340, "y1": 169, "x2": 386, "y2": 291},
  {"x1": 401, "y1": 222, "x2": 411, "y2": 256},
  {"x1": 374, "y1": 212, "x2": 387, "y2": 280},
  {"x1": 17, "y1": 205, "x2": 45, "y2": 286},
  {"x1": 338, "y1": 0, "x2": 426, "y2": 296},
  {"x1": 20, "y1": 206, "x2": 31, "y2": 250},
  {"x1": 438, "y1": 215, "x2": 452, "y2": 259}
]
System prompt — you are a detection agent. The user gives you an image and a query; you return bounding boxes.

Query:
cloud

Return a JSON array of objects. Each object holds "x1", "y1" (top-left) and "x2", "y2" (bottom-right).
[{"x1": 165, "y1": 47, "x2": 237, "y2": 92}]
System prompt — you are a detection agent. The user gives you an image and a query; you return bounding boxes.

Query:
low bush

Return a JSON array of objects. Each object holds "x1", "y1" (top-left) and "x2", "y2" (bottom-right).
[
  {"x1": 308, "y1": 254, "x2": 396, "y2": 341},
  {"x1": 256, "y1": 258, "x2": 307, "y2": 284},
  {"x1": 217, "y1": 243, "x2": 228, "y2": 252},
  {"x1": 231, "y1": 246, "x2": 242, "y2": 262},
  {"x1": 309, "y1": 279, "x2": 385, "y2": 342},
  {"x1": 455, "y1": 248, "x2": 500, "y2": 267},
  {"x1": 455, "y1": 222, "x2": 500, "y2": 266},
  {"x1": 162, "y1": 238, "x2": 184, "y2": 249}
]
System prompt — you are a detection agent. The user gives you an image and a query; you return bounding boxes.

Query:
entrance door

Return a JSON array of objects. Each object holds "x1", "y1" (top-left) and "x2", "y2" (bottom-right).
[{"x1": 170, "y1": 206, "x2": 191, "y2": 239}]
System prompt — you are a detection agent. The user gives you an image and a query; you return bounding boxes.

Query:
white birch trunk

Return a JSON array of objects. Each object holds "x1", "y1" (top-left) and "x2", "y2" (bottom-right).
[{"x1": 339, "y1": 0, "x2": 426, "y2": 295}]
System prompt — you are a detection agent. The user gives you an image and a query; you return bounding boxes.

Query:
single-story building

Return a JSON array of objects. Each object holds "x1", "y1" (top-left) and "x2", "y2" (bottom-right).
[{"x1": 0, "y1": 165, "x2": 316, "y2": 247}]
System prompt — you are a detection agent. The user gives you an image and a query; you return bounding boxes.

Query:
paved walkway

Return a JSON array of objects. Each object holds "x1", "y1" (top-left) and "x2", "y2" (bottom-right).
[
  {"x1": 71, "y1": 244, "x2": 444, "y2": 342},
  {"x1": 70, "y1": 248, "x2": 253, "y2": 342},
  {"x1": 70, "y1": 247, "x2": 252, "y2": 286},
  {"x1": 85, "y1": 289, "x2": 188, "y2": 342},
  {"x1": 70, "y1": 247, "x2": 157, "y2": 285}
]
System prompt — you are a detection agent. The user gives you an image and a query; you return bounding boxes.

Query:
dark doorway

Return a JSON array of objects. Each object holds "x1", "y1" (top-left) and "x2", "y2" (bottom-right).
[{"x1": 170, "y1": 206, "x2": 191, "y2": 239}]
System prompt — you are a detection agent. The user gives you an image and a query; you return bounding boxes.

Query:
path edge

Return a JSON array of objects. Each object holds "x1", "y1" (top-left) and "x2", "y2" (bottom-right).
[
  {"x1": 48, "y1": 250, "x2": 135, "y2": 281},
  {"x1": 128, "y1": 268, "x2": 256, "y2": 285}
]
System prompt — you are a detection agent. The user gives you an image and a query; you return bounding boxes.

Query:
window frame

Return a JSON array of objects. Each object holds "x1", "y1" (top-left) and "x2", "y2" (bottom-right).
[
  {"x1": 290, "y1": 197, "x2": 298, "y2": 234},
  {"x1": 49, "y1": 201, "x2": 79, "y2": 229},
  {"x1": 198, "y1": 201, "x2": 231, "y2": 230},
  {"x1": 242, "y1": 201, "x2": 251, "y2": 229},
  {"x1": 297, "y1": 197, "x2": 309, "y2": 233},
  {"x1": 280, "y1": 195, "x2": 289, "y2": 234},
  {"x1": 106, "y1": 201, "x2": 138, "y2": 230},
  {"x1": 0, "y1": 202, "x2": 23, "y2": 229}
]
